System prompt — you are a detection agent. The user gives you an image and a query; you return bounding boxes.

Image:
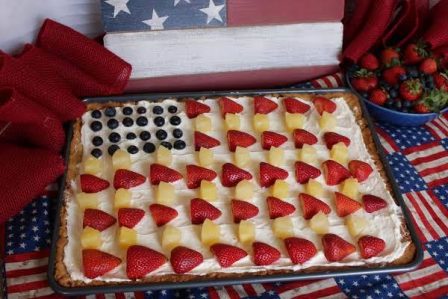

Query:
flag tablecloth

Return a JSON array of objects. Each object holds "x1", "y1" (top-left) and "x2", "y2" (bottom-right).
[{"x1": 2, "y1": 73, "x2": 448, "y2": 299}]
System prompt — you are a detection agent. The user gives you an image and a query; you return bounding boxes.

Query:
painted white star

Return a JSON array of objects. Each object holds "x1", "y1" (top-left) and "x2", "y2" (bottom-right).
[
  {"x1": 20, "y1": 242, "x2": 26, "y2": 248},
  {"x1": 142, "y1": 10, "x2": 169, "y2": 30},
  {"x1": 200, "y1": 0, "x2": 224, "y2": 24},
  {"x1": 105, "y1": 0, "x2": 131, "y2": 18},
  {"x1": 174, "y1": 0, "x2": 191, "y2": 6},
  {"x1": 7, "y1": 249, "x2": 14, "y2": 255}
]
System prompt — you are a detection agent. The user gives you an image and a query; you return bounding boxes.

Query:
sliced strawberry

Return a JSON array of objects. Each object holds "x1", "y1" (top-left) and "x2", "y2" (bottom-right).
[
  {"x1": 186, "y1": 164, "x2": 217, "y2": 189},
  {"x1": 323, "y1": 132, "x2": 351, "y2": 149},
  {"x1": 118, "y1": 208, "x2": 145, "y2": 228},
  {"x1": 261, "y1": 131, "x2": 288, "y2": 150},
  {"x1": 227, "y1": 130, "x2": 256, "y2": 152},
  {"x1": 295, "y1": 161, "x2": 321, "y2": 184},
  {"x1": 190, "y1": 198, "x2": 222, "y2": 224},
  {"x1": 358, "y1": 235, "x2": 386, "y2": 259},
  {"x1": 267, "y1": 196, "x2": 295, "y2": 219},
  {"x1": 82, "y1": 249, "x2": 121, "y2": 279},
  {"x1": 334, "y1": 192, "x2": 362, "y2": 217},
  {"x1": 149, "y1": 164, "x2": 183, "y2": 185},
  {"x1": 83, "y1": 209, "x2": 116, "y2": 231},
  {"x1": 362, "y1": 194, "x2": 387, "y2": 213},
  {"x1": 185, "y1": 100, "x2": 210, "y2": 118},
  {"x1": 219, "y1": 97, "x2": 243, "y2": 117},
  {"x1": 126, "y1": 245, "x2": 166, "y2": 279},
  {"x1": 221, "y1": 163, "x2": 253, "y2": 187},
  {"x1": 210, "y1": 243, "x2": 248, "y2": 267},
  {"x1": 170, "y1": 246, "x2": 203, "y2": 274},
  {"x1": 293, "y1": 129, "x2": 318, "y2": 149},
  {"x1": 299, "y1": 193, "x2": 331, "y2": 220},
  {"x1": 113, "y1": 169, "x2": 145, "y2": 189},
  {"x1": 284, "y1": 237, "x2": 317, "y2": 264},
  {"x1": 259, "y1": 162, "x2": 288, "y2": 188},
  {"x1": 252, "y1": 242, "x2": 281, "y2": 266},
  {"x1": 348, "y1": 160, "x2": 373, "y2": 182},
  {"x1": 313, "y1": 96, "x2": 336, "y2": 115},
  {"x1": 321, "y1": 234, "x2": 356, "y2": 262},
  {"x1": 283, "y1": 97, "x2": 310, "y2": 113},
  {"x1": 231, "y1": 199, "x2": 259, "y2": 223},
  {"x1": 322, "y1": 160, "x2": 351, "y2": 186},
  {"x1": 254, "y1": 96, "x2": 278, "y2": 114},
  {"x1": 149, "y1": 204, "x2": 178, "y2": 226},
  {"x1": 80, "y1": 174, "x2": 110, "y2": 193},
  {"x1": 194, "y1": 131, "x2": 221, "y2": 151}
]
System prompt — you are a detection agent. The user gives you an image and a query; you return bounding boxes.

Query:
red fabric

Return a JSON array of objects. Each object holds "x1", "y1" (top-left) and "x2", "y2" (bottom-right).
[
  {"x1": 423, "y1": 0, "x2": 448, "y2": 49},
  {"x1": 343, "y1": 0, "x2": 372, "y2": 46}
]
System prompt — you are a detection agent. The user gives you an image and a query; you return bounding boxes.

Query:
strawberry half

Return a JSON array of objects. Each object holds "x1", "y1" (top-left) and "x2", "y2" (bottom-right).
[
  {"x1": 254, "y1": 96, "x2": 278, "y2": 114},
  {"x1": 149, "y1": 163, "x2": 183, "y2": 185},
  {"x1": 299, "y1": 193, "x2": 331, "y2": 220},
  {"x1": 227, "y1": 130, "x2": 256, "y2": 152},
  {"x1": 261, "y1": 131, "x2": 288, "y2": 150},
  {"x1": 313, "y1": 96, "x2": 337, "y2": 115},
  {"x1": 219, "y1": 97, "x2": 243, "y2": 117},
  {"x1": 186, "y1": 164, "x2": 217, "y2": 189},
  {"x1": 185, "y1": 100, "x2": 211, "y2": 118},
  {"x1": 334, "y1": 192, "x2": 362, "y2": 217},
  {"x1": 149, "y1": 204, "x2": 178, "y2": 226},
  {"x1": 210, "y1": 243, "x2": 248, "y2": 267},
  {"x1": 362, "y1": 194, "x2": 387, "y2": 213},
  {"x1": 252, "y1": 242, "x2": 281, "y2": 266},
  {"x1": 267, "y1": 196, "x2": 295, "y2": 219},
  {"x1": 170, "y1": 246, "x2": 203, "y2": 274},
  {"x1": 126, "y1": 245, "x2": 166, "y2": 279},
  {"x1": 295, "y1": 161, "x2": 321, "y2": 184},
  {"x1": 190, "y1": 198, "x2": 222, "y2": 224},
  {"x1": 283, "y1": 97, "x2": 310, "y2": 113},
  {"x1": 80, "y1": 174, "x2": 110, "y2": 193},
  {"x1": 293, "y1": 129, "x2": 318, "y2": 149},
  {"x1": 322, "y1": 160, "x2": 351, "y2": 186},
  {"x1": 284, "y1": 237, "x2": 317, "y2": 264},
  {"x1": 348, "y1": 160, "x2": 373, "y2": 182},
  {"x1": 259, "y1": 162, "x2": 288, "y2": 188},
  {"x1": 113, "y1": 169, "x2": 146, "y2": 189},
  {"x1": 323, "y1": 132, "x2": 351, "y2": 149},
  {"x1": 321, "y1": 233, "x2": 356, "y2": 262},
  {"x1": 221, "y1": 163, "x2": 253, "y2": 187},
  {"x1": 82, "y1": 249, "x2": 121, "y2": 279},
  {"x1": 358, "y1": 235, "x2": 386, "y2": 259},
  {"x1": 118, "y1": 208, "x2": 145, "y2": 228},
  {"x1": 231, "y1": 199, "x2": 259, "y2": 223},
  {"x1": 83, "y1": 209, "x2": 116, "y2": 231},
  {"x1": 194, "y1": 131, "x2": 221, "y2": 151}
]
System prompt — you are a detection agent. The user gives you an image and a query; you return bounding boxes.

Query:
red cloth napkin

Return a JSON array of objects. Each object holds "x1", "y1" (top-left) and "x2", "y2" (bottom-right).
[
  {"x1": 423, "y1": 0, "x2": 448, "y2": 49},
  {"x1": 343, "y1": 0, "x2": 372, "y2": 46}
]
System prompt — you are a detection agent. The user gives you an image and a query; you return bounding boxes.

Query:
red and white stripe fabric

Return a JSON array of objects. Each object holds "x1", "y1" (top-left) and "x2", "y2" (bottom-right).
[
  {"x1": 310, "y1": 72, "x2": 344, "y2": 88},
  {"x1": 275, "y1": 278, "x2": 345, "y2": 298}
]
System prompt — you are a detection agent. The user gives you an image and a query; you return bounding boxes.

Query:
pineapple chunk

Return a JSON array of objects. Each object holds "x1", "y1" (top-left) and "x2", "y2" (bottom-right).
[
  {"x1": 330, "y1": 142, "x2": 348, "y2": 165},
  {"x1": 114, "y1": 188, "x2": 131, "y2": 209},
  {"x1": 156, "y1": 182, "x2": 175, "y2": 205},
  {"x1": 200, "y1": 180, "x2": 217, "y2": 201},
  {"x1": 298, "y1": 144, "x2": 317, "y2": 164},
  {"x1": 309, "y1": 211, "x2": 329, "y2": 235},
  {"x1": 341, "y1": 178, "x2": 359, "y2": 200},
  {"x1": 198, "y1": 147, "x2": 214, "y2": 167},
  {"x1": 118, "y1": 227, "x2": 137, "y2": 248},
  {"x1": 162, "y1": 225, "x2": 181, "y2": 251},
  {"x1": 195, "y1": 114, "x2": 212, "y2": 133},
  {"x1": 285, "y1": 112, "x2": 305, "y2": 131},
  {"x1": 201, "y1": 219, "x2": 220, "y2": 246},
  {"x1": 235, "y1": 180, "x2": 254, "y2": 200},
  {"x1": 156, "y1": 146, "x2": 172, "y2": 166},
  {"x1": 319, "y1": 111, "x2": 337, "y2": 131},
  {"x1": 269, "y1": 147, "x2": 284, "y2": 166},
  {"x1": 271, "y1": 180, "x2": 289, "y2": 199},
  {"x1": 273, "y1": 216, "x2": 294, "y2": 239},
  {"x1": 238, "y1": 220, "x2": 255, "y2": 244},
  {"x1": 81, "y1": 227, "x2": 101, "y2": 249},
  {"x1": 84, "y1": 156, "x2": 101, "y2": 175},
  {"x1": 253, "y1": 113, "x2": 270, "y2": 132},
  {"x1": 77, "y1": 193, "x2": 98, "y2": 210},
  {"x1": 346, "y1": 215, "x2": 368, "y2": 237},
  {"x1": 234, "y1": 146, "x2": 250, "y2": 168},
  {"x1": 225, "y1": 113, "x2": 241, "y2": 130},
  {"x1": 112, "y1": 150, "x2": 131, "y2": 170},
  {"x1": 305, "y1": 179, "x2": 324, "y2": 198}
]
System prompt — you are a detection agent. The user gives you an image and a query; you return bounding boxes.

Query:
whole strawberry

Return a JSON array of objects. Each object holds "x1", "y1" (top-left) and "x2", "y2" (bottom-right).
[
  {"x1": 359, "y1": 53, "x2": 379, "y2": 71},
  {"x1": 399, "y1": 79, "x2": 423, "y2": 101},
  {"x1": 380, "y1": 48, "x2": 400, "y2": 66},
  {"x1": 419, "y1": 58, "x2": 438, "y2": 75},
  {"x1": 414, "y1": 102, "x2": 430, "y2": 113},
  {"x1": 369, "y1": 88, "x2": 388, "y2": 106},
  {"x1": 403, "y1": 43, "x2": 428, "y2": 65},
  {"x1": 433, "y1": 72, "x2": 448, "y2": 91},
  {"x1": 351, "y1": 69, "x2": 378, "y2": 92},
  {"x1": 382, "y1": 66, "x2": 406, "y2": 86}
]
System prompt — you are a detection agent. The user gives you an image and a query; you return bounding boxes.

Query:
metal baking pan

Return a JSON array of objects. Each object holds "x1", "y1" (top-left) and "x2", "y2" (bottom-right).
[{"x1": 48, "y1": 88, "x2": 423, "y2": 296}]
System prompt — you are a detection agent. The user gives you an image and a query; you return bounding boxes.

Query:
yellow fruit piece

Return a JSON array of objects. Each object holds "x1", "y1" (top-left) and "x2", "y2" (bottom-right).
[
  {"x1": 112, "y1": 150, "x2": 131, "y2": 170},
  {"x1": 198, "y1": 147, "x2": 214, "y2": 167},
  {"x1": 195, "y1": 114, "x2": 212, "y2": 133},
  {"x1": 309, "y1": 211, "x2": 329, "y2": 235},
  {"x1": 77, "y1": 193, "x2": 98, "y2": 210},
  {"x1": 157, "y1": 182, "x2": 175, "y2": 205},
  {"x1": 201, "y1": 219, "x2": 220, "y2": 246},
  {"x1": 305, "y1": 179, "x2": 324, "y2": 198},
  {"x1": 239, "y1": 220, "x2": 255, "y2": 244},
  {"x1": 235, "y1": 180, "x2": 254, "y2": 200},
  {"x1": 298, "y1": 144, "x2": 317, "y2": 164},
  {"x1": 200, "y1": 180, "x2": 217, "y2": 201},
  {"x1": 84, "y1": 156, "x2": 101, "y2": 175},
  {"x1": 273, "y1": 216, "x2": 294, "y2": 239},
  {"x1": 81, "y1": 227, "x2": 101, "y2": 249},
  {"x1": 319, "y1": 111, "x2": 337, "y2": 131},
  {"x1": 118, "y1": 227, "x2": 137, "y2": 248},
  {"x1": 156, "y1": 146, "x2": 172, "y2": 166},
  {"x1": 162, "y1": 225, "x2": 181, "y2": 251},
  {"x1": 272, "y1": 180, "x2": 289, "y2": 198},
  {"x1": 285, "y1": 112, "x2": 305, "y2": 131},
  {"x1": 253, "y1": 113, "x2": 270, "y2": 132},
  {"x1": 114, "y1": 188, "x2": 131, "y2": 209},
  {"x1": 269, "y1": 147, "x2": 284, "y2": 166},
  {"x1": 341, "y1": 178, "x2": 359, "y2": 200},
  {"x1": 346, "y1": 215, "x2": 368, "y2": 237},
  {"x1": 235, "y1": 146, "x2": 250, "y2": 168},
  {"x1": 225, "y1": 113, "x2": 241, "y2": 130},
  {"x1": 330, "y1": 142, "x2": 348, "y2": 165}
]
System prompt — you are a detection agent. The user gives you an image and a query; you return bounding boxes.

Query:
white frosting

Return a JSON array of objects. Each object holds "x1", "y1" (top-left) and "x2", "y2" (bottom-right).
[{"x1": 64, "y1": 96, "x2": 410, "y2": 282}]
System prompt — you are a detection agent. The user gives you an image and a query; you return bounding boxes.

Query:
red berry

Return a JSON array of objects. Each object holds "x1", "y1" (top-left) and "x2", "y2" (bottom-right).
[
  {"x1": 359, "y1": 53, "x2": 379, "y2": 70},
  {"x1": 369, "y1": 88, "x2": 388, "y2": 106},
  {"x1": 170, "y1": 246, "x2": 203, "y2": 274},
  {"x1": 419, "y1": 58, "x2": 438, "y2": 75}
]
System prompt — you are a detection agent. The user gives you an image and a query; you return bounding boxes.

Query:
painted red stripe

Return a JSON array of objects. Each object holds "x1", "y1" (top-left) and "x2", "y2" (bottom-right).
[
  {"x1": 6, "y1": 265, "x2": 48, "y2": 278},
  {"x1": 406, "y1": 193, "x2": 440, "y2": 240},
  {"x1": 428, "y1": 176, "x2": 448, "y2": 188},
  {"x1": 262, "y1": 283, "x2": 274, "y2": 290},
  {"x1": 413, "y1": 284, "x2": 448, "y2": 299},
  {"x1": 208, "y1": 287, "x2": 220, "y2": 299},
  {"x1": 402, "y1": 140, "x2": 440, "y2": 155},
  {"x1": 409, "y1": 150, "x2": 448, "y2": 165},
  {"x1": 224, "y1": 285, "x2": 241, "y2": 299},
  {"x1": 416, "y1": 192, "x2": 448, "y2": 235},
  {"x1": 7, "y1": 280, "x2": 48, "y2": 293},
  {"x1": 419, "y1": 162, "x2": 448, "y2": 177},
  {"x1": 399, "y1": 270, "x2": 447, "y2": 291},
  {"x1": 276, "y1": 279, "x2": 318, "y2": 293},
  {"x1": 419, "y1": 256, "x2": 437, "y2": 268},
  {"x1": 293, "y1": 285, "x2": 341, "y2": 299},
  {"x1": 375, "y1": 127, "x2": 400, "y2": 152},
  {"x1": 242, "y1": 284, "x2": 257, "y2": 296},
  {"x1": 5, "y1": 249, "x2": 50, "y2": 263}
]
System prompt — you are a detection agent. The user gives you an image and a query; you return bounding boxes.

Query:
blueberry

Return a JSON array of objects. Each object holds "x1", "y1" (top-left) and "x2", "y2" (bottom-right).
[
  {"x1": 92, "y1": 136, "x2": 103, "y2": 146},
  {"x1": 401, "y1": 107, "x2": 410, "y2": 113},
  {"x1": 394, "y1": 100, "x2": 403, "y2": 110},
  {"x1": 399, "y1": 74, "x2": 408, "y2": 82},
  {"x1": 160, "y1": 141, "x2": 172, "y2": 149},
  {"x1": 122, "y1": 107, "x2": 133, "y2": 115},
  {"x1": 408, "y1": 69, "x2": 419, "y2": 78},
  {"x1": 91, "y1": 148, "x2": 102, "y2": 158},
  {"x1": 170, "y1": 116, "x2": 181, "y2": 126},
  {"x1": 137, "y1": 107, "x2": 147, "y2": 114},
  {"x1": 140, "y1": 131, "x2": 151, "y2": 141},
  {"x1": 90, "y1": 121, "x2": 102, "y2": 132},
  {"x1": 173, "y1": 140, "x2": 186, "y2": 150},
  {"x1": 127, "y1": 145, "x2": 139, "y2": 154},
  {"x1": 109, "y1": 132, "x2": 121, "y2": 143},
  {"x1": 385, "y1": 99, "x2": 394, "y2": 108},
  {"x1": 389, "y1": 89, "x2": 398, "y2": 99},
  {"x1": 105, "y1": 107, "x2": 116, "y2": 117},
  {"x1": 379, "y1": 82, "x2": 390, "y2": 91},
  {"x1": 91, "y1": 110, "x2": 102, "y2": 119},
  {"x1": 136, "y1": 116, "x2": 148, "y2": 126},
  {"x1": 108, "y1": 144, "x2": 120, "y2": 156},
  {"x1": 168, "y1": 105, "x2": 178, "y2": 113},
  {"x1": 154, "y1": 116, "x2": 165, "y2": 127},
  {"x1": 403, "y1": 100, "x2": 412, "y2": 108},
  {"x1": 122, "y1": 117, "x2": 134, "y2": 127},
  {"x1": 153, "y1": 106, "x2": 164, "y2": 115},
  {"x1": 127, "y1": 132, "x2": 137, "y2": 140},
  {"x1": 156, "y1": 129, "x2": 167, "y2": 140},
  {"x1": 143, "y1": 142, "x2": 156, "y2": 153},
  {"x1": 107, "y1": 119, "x2": 119, "y2": 129},
  {"x1": 172, "y1": 128, "x2": 183, "y2": 138}
]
